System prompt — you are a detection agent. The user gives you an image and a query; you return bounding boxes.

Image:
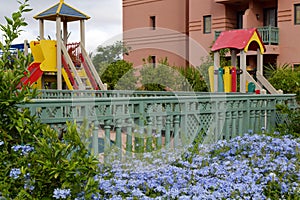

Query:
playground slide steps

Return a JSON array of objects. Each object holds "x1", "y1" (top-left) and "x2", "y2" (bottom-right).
[{"x1": 76, "y1": 68, "x2": 93, "y2": 90}]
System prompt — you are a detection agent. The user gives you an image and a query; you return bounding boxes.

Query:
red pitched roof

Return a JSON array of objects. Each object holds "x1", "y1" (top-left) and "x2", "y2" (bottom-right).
[{"x1": 211, "y1": 28, "x2": 266, "y2": 52}]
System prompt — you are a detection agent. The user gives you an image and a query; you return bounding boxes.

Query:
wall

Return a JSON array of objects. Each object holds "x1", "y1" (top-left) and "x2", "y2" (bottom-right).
[
  {"x1": 123, "y1": 0, "x2": 188, "y2": 68},
  {"x1": 277, "y1": 0, "x2": 300, "y2": 66}
]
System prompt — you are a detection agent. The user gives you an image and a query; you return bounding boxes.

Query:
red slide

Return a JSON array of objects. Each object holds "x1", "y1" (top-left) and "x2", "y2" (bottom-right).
[{"x1": 18, "y1": 62, "x2": 43, "y2": 88}]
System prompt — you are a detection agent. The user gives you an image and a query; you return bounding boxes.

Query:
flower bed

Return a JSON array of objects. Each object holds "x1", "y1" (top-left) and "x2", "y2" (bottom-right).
[{"x1": 93, "y1": 134, "x2": 300, "y2": 200}]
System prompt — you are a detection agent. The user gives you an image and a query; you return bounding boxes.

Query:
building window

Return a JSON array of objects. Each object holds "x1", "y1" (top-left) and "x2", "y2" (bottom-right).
[
  {"x1": 150, "y1": 16, "x2": 156, "y2": 30},
  {"x1": 295, "y1": 4, "x2": 300, "y2": 25},
  {"x1": 203, "y1": 15, "x2": 211, "y2": 34},
  {"x1": 236, "y1": 11, "x2": 244, "y2": 29},
  {"x1": 264, "y1": 8, "x2": 277, "y2": 27},
  {"x1": 151, "y1": 56, "x2": 156, "y2": 68}
]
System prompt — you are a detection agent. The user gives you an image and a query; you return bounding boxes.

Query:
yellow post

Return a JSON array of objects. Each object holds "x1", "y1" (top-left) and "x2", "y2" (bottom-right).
[{"x1": 223, "y1": 66, "x2": 232, "y2": 92}]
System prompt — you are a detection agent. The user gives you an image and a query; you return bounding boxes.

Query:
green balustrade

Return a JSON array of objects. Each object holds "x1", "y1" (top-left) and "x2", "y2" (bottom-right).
[
  {"x1": 215, "y1": 26, "x2": 279, "y2": 45},
  {"x1": 19, "y1": 92, "x2": 297, "y2": 161}
]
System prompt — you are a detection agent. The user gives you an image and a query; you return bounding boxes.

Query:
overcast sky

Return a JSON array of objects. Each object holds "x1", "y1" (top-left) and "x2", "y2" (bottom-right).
[{"x1": 0, "y1": 0, "x2": 122, "y2": 52}]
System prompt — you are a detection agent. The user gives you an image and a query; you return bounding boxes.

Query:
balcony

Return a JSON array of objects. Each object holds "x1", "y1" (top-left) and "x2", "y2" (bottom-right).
[{"x1": 214, "y1": 26, "x2": 279, "y2": 45}]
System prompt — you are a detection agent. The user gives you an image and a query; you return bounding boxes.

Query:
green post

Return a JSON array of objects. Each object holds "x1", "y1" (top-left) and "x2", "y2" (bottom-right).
[
  {"x1": 92, "y1": 120, "x2": 99, "y2": 156},
  {"x1": 104, "y1": 119, "x2": 111, "y2": 162},
  {"x1": 126, "y1": 118, "x2": 133, "y2": 156}
]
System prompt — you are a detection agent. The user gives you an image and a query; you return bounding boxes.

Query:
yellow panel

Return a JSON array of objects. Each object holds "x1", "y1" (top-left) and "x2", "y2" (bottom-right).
[
  {"x1": 208, "y1": 66, "x2": 214, "y2": 92},
  {"x1": 32, "y1": 77, "x2": 42, "y2": 89},
  {"x1": 244, "y1": 31, "x2": 265, "y2": 54},
  {"x1": 29, "y1": 41, "x2": 44, "y2": 63},
  {"x1": 62, "y1": 69, "x2": 73, "y2": 90},
  {"x1": 223, "y1": 66, "x2": 232, "y2": 92},
  {"x1": 39, "y1": 40, "x2": 57, "y2": 72}
]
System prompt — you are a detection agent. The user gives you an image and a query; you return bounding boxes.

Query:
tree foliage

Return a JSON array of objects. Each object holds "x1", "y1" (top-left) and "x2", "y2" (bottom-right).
[
  {"x1": 98, "y1": 60, "x2": 137, "y2": 90},
  {"x1": 92, "y1": 41, "x2": 130, "y2": 67},
  {"x1": 139, "y1": 57, "x2": 208, "y2": 92}
]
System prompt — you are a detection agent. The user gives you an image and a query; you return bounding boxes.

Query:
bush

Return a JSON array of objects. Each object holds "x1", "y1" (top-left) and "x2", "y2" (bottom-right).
[
  {"x1": 139, "y1": 57, "x2": 208, "y2": 92},
  {"x1": 177, "y1": 65, "x2": 208, "y2": 92},
  {"x1": 98, "y1": 60, "x2": 137, "y2": 90},
  {"x1": 266, "y1": 64, "x2": 300, "y2": 101},
  {"x1": 276, "y1": 104, "x2": 300, "y2": 138},
  {"x1": 0, "y1": 1, "x2": 100, "y2": 198}
]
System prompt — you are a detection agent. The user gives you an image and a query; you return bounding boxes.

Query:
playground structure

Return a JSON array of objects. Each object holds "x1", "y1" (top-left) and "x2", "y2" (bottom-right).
[
  {"x1": 19, "y1": 0, "x2": 106, "y2": 90},
  {"x1": 210, "y1": 28, "x2": 280, "y2": 94}
]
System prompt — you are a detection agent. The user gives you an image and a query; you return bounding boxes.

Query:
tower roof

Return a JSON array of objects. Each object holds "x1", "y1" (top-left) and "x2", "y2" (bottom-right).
[{"x1": 34, "y1": 0, "x2": 90, "y2": 22}]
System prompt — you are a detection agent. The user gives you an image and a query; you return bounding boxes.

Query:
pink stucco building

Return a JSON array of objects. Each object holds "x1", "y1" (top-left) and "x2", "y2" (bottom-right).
[{"x1": 123, "y1": 0, "x2": 300, "y2": 69}]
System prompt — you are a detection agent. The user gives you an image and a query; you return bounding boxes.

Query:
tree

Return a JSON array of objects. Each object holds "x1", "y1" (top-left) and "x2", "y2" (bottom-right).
[
  {"x1": 98, "y1": 60, "x2": 137, "y2": 90},
  {"x1": 91, "y1": 41, "x2": 130, "y2": 67}
]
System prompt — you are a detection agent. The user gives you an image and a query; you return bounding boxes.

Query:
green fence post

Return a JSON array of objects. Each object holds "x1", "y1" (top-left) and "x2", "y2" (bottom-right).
[
  {"x1": 174, "y1": 104, "x2": 180, "y2": 147},
  {"x1": 104, "y1": 119, "x2": 111, "y2": 163},
  {"x1": 115, "y1": 118, "x2": 122, "y2": 159},
  {"x1": 146, "y1": 113, "x2": 153, "y2": 152},
  {"x1": 126, "y1": 118, "x2": 133, "y2": 156},
  {"x1": 92, "y1": 120, "x2": 99, "y2": 156},
  {"x1": 165, "y1": 104, "x2": 171, "y2": 149}
]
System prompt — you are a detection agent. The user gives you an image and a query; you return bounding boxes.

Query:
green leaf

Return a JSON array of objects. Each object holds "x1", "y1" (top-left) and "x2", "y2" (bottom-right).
[{"x1": 4, "y1": 17, "x2": 13, "y2": 25}]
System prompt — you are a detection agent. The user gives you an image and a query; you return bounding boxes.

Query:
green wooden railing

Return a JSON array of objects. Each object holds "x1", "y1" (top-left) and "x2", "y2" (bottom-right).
[
  {"x1": 19, "y1": 92, "x2": 296, "y2": 160},
  {"x1": 257, "y1": 26, "x2": 279, "y2": 45},
  {"x1": 37, "y1": 89, "x2": 243, "y2": 99},
  {"x1": 215, "y1": 26, "x2": 279, "y2": 45}
]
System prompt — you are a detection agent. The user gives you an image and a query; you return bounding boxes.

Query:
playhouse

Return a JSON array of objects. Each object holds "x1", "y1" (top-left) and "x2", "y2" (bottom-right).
[
  {"x1": 210, "y1": 28, "x2": 280, "y2": 94},
  {"x1": 19, "y1": 0, "x2": 106, "y2": 90}
]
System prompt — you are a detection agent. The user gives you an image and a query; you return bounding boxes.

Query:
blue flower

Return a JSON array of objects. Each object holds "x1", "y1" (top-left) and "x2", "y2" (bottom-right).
[
  {"x1": 9, "y1": 168, "x2": 21, "y2": 179},
  {"x1": 12, "y1": 144, "x2": 34, "y2": 155},
  {"x1": 53, "y1": 188, "x2": 71, "y2": 199},
  {"x1": 0, "y1": 141, "x2": 4, "y2": 146}
]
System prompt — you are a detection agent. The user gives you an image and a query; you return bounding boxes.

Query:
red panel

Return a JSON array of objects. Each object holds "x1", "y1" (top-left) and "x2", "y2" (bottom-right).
[{"x1": 18, "y1": 62, "x2": 43, "y2": 88}]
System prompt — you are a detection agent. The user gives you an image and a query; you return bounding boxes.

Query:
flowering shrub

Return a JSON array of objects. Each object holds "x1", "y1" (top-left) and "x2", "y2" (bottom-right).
[
  {"x1": 0, "y1": 1, "x2": 100, "y2": 199},
  {"x1": 94, "y1": 133, "x2": 299, "y2": 199}
]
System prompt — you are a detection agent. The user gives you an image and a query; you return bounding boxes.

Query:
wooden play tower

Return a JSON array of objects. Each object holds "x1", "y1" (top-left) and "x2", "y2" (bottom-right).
[{"x1": 21, "y1": 0, "x2": 106, "y2": 90}]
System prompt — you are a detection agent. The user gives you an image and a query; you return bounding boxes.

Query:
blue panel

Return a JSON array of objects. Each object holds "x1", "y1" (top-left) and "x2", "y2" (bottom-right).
[
  {"x1": 60, "y1": 4, "x2": 86, "y2": 18},
  {"x1": 37, "y1": 4, "x2": 59, "y2": 17}
]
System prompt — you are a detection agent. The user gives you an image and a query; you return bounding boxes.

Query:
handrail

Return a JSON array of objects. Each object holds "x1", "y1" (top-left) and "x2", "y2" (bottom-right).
[
  {"x1": 256, "y1": 71, "x2": 279, "y2": 94},
  {"x1": 37, "y1": 89, "x2": 249, "y2": 99},
  {"x1": 79, "y1": 54, "x2": 99, "y2": 90},
  {"x1": 80, "y1": 43, "x2": 106, "y2": 90},
  {"x1": 61, "y1": 55, "x2": 78, "y2": 89},
  {"x1": 245, "y1": 71, "x2": 262, "y2": 91}
]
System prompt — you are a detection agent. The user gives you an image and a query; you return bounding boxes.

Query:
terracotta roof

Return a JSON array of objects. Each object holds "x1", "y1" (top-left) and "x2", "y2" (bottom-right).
[
  {"x1": 34, "y1": 0, "x2": 90, "y2": 22},
  {"x1": 211, "y1": 28, "x2": 266, "y2": 53}
]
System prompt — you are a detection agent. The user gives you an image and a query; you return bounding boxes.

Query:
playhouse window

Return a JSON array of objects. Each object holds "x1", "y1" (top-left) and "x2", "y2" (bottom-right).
[
  {"x1": 295, "y1": 4, "x2": 300, "y2": 25},
  {"x1": 203, "y1": 15, "x2": 211, "y2": 34}
]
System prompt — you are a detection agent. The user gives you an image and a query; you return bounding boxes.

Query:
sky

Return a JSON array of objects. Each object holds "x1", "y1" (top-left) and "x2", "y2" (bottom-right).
[{"x1": 0, "y1": 0, "x2": 122, "y2": 53}]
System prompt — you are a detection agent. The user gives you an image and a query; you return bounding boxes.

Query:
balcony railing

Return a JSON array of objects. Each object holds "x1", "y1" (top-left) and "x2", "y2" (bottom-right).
[
  {"x1": 257, "y1": 26, "x2": 279, "y2": 45},
  {"x1": 214, "y1": 26, "x2": 279, "y2": 45}
]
